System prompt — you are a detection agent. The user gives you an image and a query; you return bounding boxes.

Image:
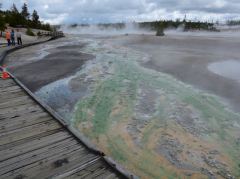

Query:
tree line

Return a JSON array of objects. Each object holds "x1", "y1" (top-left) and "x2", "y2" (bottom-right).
[
  {"x1": 138, "y1": 19, "x2": 218, "y2": 31},
  {"x1": 227, "y1": 20, "x2": 240, "y2": 26},
  {"x1": 69, "y1": 20, "x2": 218, "y2": 32},
  {"x1": 0, "y1": 3, "x2": 52, "y2": 32}
]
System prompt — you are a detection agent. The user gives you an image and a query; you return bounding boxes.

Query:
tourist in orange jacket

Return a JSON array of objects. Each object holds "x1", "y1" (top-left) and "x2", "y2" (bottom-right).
[{"x1": 5, "y1": 30, "x2": 11, "y2": 46}]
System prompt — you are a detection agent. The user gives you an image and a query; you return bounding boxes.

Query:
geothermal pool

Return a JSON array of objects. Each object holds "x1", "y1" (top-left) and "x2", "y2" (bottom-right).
[{"x1": 6, "y1": 35, "x2": 240, "y2": 179}]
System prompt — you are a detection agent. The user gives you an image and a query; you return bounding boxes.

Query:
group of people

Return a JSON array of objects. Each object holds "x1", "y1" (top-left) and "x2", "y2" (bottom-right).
[{"x1": 5, "y1": 29, "x2": 22, "y2": 46}]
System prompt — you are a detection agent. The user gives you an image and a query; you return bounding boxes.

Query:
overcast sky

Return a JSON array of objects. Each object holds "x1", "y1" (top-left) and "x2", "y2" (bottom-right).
[{"x1": 1, "y1": 0, "x2": 240, "y2": 24}]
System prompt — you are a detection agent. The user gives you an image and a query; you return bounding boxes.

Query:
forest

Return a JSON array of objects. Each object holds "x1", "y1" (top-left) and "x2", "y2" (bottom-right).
[{"x1": 0, "y1": 3, "x2": 52, "y2": 32}]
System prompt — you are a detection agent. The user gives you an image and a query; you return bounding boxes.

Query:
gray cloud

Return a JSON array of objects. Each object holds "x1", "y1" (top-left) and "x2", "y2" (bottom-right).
[{"x1": 1, "y1": 0, "x2": 240, "y2": 24}]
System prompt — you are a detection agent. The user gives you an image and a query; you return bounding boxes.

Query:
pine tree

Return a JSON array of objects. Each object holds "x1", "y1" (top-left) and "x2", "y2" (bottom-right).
[
  {"x1": 21, "y1": 3, "x2": 30, "y2": 20},
  {"x1": 8, "y1": 3, "x2": 24, "y2": 27},
  {"x1": 0, "y1": 12, "x2": 5, "y2": 32},
  {"x1": 32, "y1": 10, "x2": 40, "y2": 27},
  {"x1": 11, "y1": 3, "x2": 19, "y2": 14},
  {"x1": 0, "y1": 3, "x2": 4, "y2": 34},
  {"x1": 156, "y1": 22, "x2": 165, "y2": 36}
]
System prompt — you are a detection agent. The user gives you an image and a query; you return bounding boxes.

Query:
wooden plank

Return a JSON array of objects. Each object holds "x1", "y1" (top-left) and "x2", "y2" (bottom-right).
[
  {"x1": 0, "y1": 111, "x2": 49, "y2": 127},
  {"x1": 0, "y1": 89, "x2": 23, "y2": 97},
  {"x1": 0, "y1": 85, "x2": 21, "y2": 91},
  {"x1": 1, "y1": 149, "x2": 94, "y2": 178},
  {"x1": 0, "y1": 85, "x2": 21, "y2": 93},
  {"x1": 27, "y1": 153, "x2": 99, "y2": 179},
  {"x1": 0, "y1": 95, "x2": 31, "y2": 104},
  {"x1": 0, "y1": 83, "x2": 18, "y2": 89},
  {"x1": 52, "y1": 157, "x2": 102, "y2": 179},
  {"x1": 68, "y1": 160, "x2": 119, "y2": 179},
  {"x1": 0, "y1": 115, "x2": 52, "y2": 133},
  {"x1": 105, "y1": 173, "x2": 119, "y2": 179},
  {"x1": 0, "y1": 103, "x2": 44, "y2": 116},
  {"x1": 0, "y1": 112, "x2": 50, "y2": 133},
  {"x1": 0, "y1": 105, "x2": 44, "y2": 119},
  {"x1": 0, "y1": 103, "x2": 39, "y2": 115},
  {"x1": 18, "y1": 152, "x2": 98, "y2": 178},
  {"x1": 0, "y1": 130, "x2": 71, "y2": 161},
  {"x1": 84, "y1": 165, "x2": 109, "y2": 179},
  {"x1": 0, "y1": 86, "x2": 22, "y2": 95},
  {"x1": 0, "y1": 118, "x2": 58, "y2": 138},
  {"x1": 0, "y1": 84, "x2": 22, "y2": 91},
  {"x1": 0, "y1": 140, "x2": 85, "y2": 176},
  {"x1": 0, "y1": 96, "x2": 34, "y2": 109},
  {"x1": 0, "y1": 79, "x2": 14, "y2": 84},
  {"x1": 0, "y1": 79, "x2": 16, "y2": 87},
  {"x1": 0, "y1": 138, "x2": 80, "y2": 171},
  {"x1": 95, "y1": 170, "x2": 119, "y2": 179},
  {"x1": 0, "y1": 91, "x2": 27, "y2": 101},
  {"x1": 65, "y1": 159, "x2": 107, "y2": 179},
  {"x1": 0, "y1": 128, "x2": 64, "y2": 150},
  {"x1": 0, "y1": 120, "x2": 61, "y2": 146}
]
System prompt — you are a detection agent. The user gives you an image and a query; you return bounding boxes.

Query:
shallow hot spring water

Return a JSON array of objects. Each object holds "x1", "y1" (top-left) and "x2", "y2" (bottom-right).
[{"x1": 208, "y1": 60, "x2": 240, "y2": 82}]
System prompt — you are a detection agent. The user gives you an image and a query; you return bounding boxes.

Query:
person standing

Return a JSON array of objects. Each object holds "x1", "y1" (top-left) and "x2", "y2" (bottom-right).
[
  {"x1": 16, "y1": 29, "x2": 22, "y2": 45},
  {"x1": 5, "y1": 30, "x2": 11, "y2": 46},
  {"x1": 11, "y1": 29, "x2": 15, "y2": 46}
]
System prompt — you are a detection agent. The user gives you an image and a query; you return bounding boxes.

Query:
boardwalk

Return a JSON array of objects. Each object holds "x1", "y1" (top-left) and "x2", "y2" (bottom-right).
[{"x1": 0, "y1": 78, "x2": 126, "y2": 179}]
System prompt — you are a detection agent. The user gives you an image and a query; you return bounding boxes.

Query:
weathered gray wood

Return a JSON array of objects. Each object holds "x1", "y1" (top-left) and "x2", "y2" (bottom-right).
[
  {"x1": 0, "y1": 91, "x2": 27, "y2": 101},
  {"x1": 0, "y1": 138, "x2": 80, "y2": 173},
  {"x1": 52, "y1": 157, "x2": 101, "y2": 179},
  {"x1": 0, "y1": 120, "x2": 61, "y2": 145},
  {"x1": 2, "y1": 151, "x2": 98, "y2": 179},
  {"x1": 0, "y1": 103, "x2": 43, "y2": 115},
  {"x1": 0, "y1": 131, "x2": 70, "y2": 161},
  {"x1": 68, "y1": 159, "x2": 109, "y2": 179},
  {"x1": 0, "y1": 95, "x2": 31, "y2": 104},
  {"x1": 1, "y1": 143, "x2": 88, "y2": 177},
  {"x1": 0, "y1": 111, "x2": 49, "y2": 127},
  {"x1": 0, "y1": 96, "x2": 34, "y2": 109},
  {"x1": 105, "y1": 173, "x2": 119, "y2": 179},
  {"x1": 84, "y1": 165, "x2": 109, "y2": 179},
  {"x1": 27, "y1": 153, "x2": 99, "y2": 178},
  {"x1": 0, "y1": 80, "x2": 15, "y2": 87},
  {"x1": 0, "y1": 111, "x2": 49, "y2": 126},
  {"x1": 0, "y1": 78, "x2": 125, "y2": 179},
  {"x1": 0, "y1": 115, "x2": 52, "y2": 133},
  {"x1": 0, "y1": 91, "x2": 26, "y2": 103},
  {"x1": 0, "y1": 128, "x2": 63, "y2": 150},
  {"x1": 0, "y1": 85, "x2": 21, "y2": 93},
  {"x1": 0, "y1": 105, "x2": 44, "y2": 119},
  {"x1": 96, "y1": 170, "x2": 119, "y2": 179},
  {"x1": 0, "y1": 83, "x2": 18, "y2": 90},
  {"x1": 71, "y1": 163, "x2": 108, "y2": 179}
]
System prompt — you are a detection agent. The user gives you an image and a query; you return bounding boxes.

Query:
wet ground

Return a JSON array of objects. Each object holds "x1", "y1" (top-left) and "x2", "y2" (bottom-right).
[
  {"x1": 4, "y1": 33, "x2": 240, "y2": 179},
  {"x1": 6, "y1": 39, "x2": 93, "y2": 91},
  {"x1": 105, "y1": 33, "x2": 240, "y2": 113}
]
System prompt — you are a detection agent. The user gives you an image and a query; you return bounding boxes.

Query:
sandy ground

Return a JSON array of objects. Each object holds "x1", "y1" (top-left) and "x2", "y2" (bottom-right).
[{"x1": 104, "y1": 33, "x2": 240, "y2": 113}]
